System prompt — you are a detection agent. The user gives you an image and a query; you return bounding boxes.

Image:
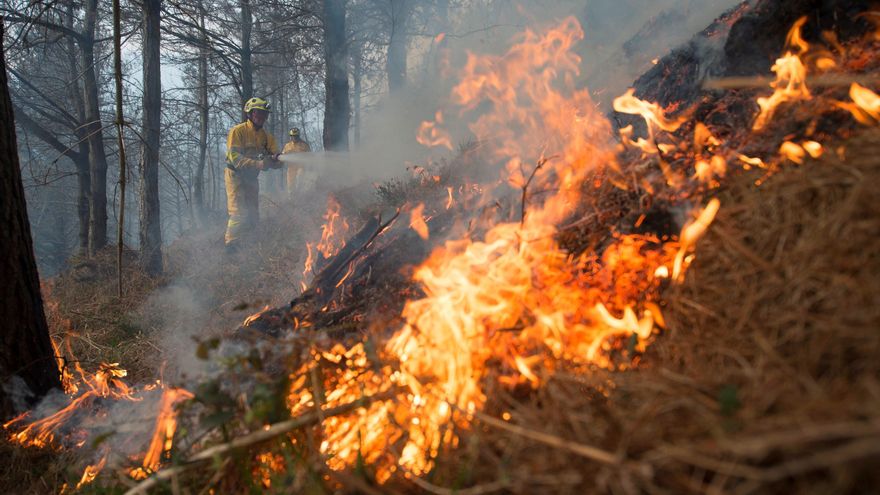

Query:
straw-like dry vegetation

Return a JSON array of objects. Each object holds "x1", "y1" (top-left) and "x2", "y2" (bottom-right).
[
  {"x1": 3, "y1": 127, "x2": 876, "y2": 494},
  {"x1": 421, "y1": 128, "x2": 880, "y2": 494}
]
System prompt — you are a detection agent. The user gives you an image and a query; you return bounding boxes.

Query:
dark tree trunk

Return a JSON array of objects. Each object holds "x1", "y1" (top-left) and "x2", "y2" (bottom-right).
[
  {"x1": 194, "y1": 0, "x2": 209, "y2": 223},
  {"x1": 113, "y1": 0, "x2": 128, "y2": 296},
  {"x1": 293, "y1": 60, "x2": 310, "y2": 145},
  {"x1": 386, "y1": 0, "x2": 411, "y2": 94},
  {"x1": 0, "y1": 23, "x2": 62, "y2": 419},
  {"x1": 66, "y1": 1, "x2": 92, "y2": 254},
  {"x1": 322, "y1": 0, "x2": 350, "y2": 151},
  {"x1": 351, "y1": 41, "x2": 362, "y2": 146},
  {"x1": 139, "y1": 0, "x2": 163, "y2": 275},
  {"x1": 240, "y1": 0, "x2": 253, "y2": 116},
  {"x1": 83, "y1": 0, "x2": 109, "y2": 256}
]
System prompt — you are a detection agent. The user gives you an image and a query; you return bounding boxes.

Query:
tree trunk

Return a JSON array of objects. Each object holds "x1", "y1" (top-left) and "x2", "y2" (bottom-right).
[
  {"x1": 386, "y1": 0, "x2": 411, "y2": 94},
  {"x1": 193, "y1": 0, "x2": 209, "y2": 224},
  {"x1": 113, "y1": 0, "x2": 128, "y2": 295},
  {"x1": 66, "y1": 1, "x2": 91, "y2": 254},
  {"x1": 293, "y1": 60, "x2": 310, "y2": 145},
  {"x1": 240, "y1": 0, "x2": 253, "y2": 115},
  {"x1": 322, "y1": 0, "x2": 350, "y2": 152},
  {"x1": 0, "y1": 22, "x2": 62, "y2": 419},
  {"x1": 139, "y1": 0, "x2": 163, "y2": 275},
  {"x1": 351, "y1": 41, "x2": 362, "y2": 146},
  {"x1": 83, "y1": 0, "x2": 109, "y2": 256}
]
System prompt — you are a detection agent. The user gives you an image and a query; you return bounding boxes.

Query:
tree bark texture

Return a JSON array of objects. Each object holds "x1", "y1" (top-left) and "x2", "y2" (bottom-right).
[
  {"x1": 66, "y1": 3, "x2": 92, "y2": 254},
  {"x1": 113, "y1": 0, "x2": 128, "y2": 295},
  {"x1": 386, "y1": 0, "x2": 411, "y2": 94},
  {"x1": 0, "y1": 23, "x2": 62, "y2": 419},
  {"x1": 240, "y1": 0, "x2": 253, "y2": 117},
  {"x1": 194, "y1": 0, "x2": 209, "y2": 223},
  {"x1": 139, "y1": 0, "x2": 163, "y2": 275},
  {"x1": 351, "y1": 41, "x2": 362, "y2": 146},
  {"x1": 322, "y1": 0, "x2": 350, "y2": 151},
  {"x1": 83, "y1": 0, "x2": 109, "y2": 256}
]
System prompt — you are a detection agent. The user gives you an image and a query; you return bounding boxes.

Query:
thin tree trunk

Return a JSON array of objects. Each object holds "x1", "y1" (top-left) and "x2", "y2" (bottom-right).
[
  {"x1": 240, "y1": 0, "x2": 253, "y2": 114},
  {"x1": 293, "y1": 62, "x2": 310, "y2": 145},
  {"x1": 66, "y1": 0, "x2": 91, "y2": 254},
  {"x1": 113, "y1": 0, "x2": 127, "y2": 295},
  {"x1": 322, "y1": 0, "x2": 350, "y2": 152},
  {"x1": 0, "y1": 22, "x2": 61, "y2": 418},
  {"x1": 386, "y1": 0, "x2": 411, "y2": 94},
  {"x1": 83, "y1": 0, "x2": 109, "y2": 256},
  {"x1": 351, "y1": 41, "x2": 362, "y2": 146},
  {"x1": 193, "y1": 0, "x2": 209, "y2": 225},
  {"x1": 139, "y1": 0, "x2": 163, "y2": 275}
]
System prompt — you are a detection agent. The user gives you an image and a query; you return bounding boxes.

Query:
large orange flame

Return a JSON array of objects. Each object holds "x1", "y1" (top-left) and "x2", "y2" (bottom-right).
[{"x1": 286, "y1": 17, "x2": 721, "y2": 482}]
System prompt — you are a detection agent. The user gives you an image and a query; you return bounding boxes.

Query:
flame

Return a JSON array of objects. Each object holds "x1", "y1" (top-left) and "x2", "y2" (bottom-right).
[
  {"x1": 614, "y1": 88, "x2": 686, "y2": 134},
  {"x1": 738, "y1": 154, "x2": 768, "y2": 170},
  {"x1": 244, "y1": 305, "x2": 271, "y2": 326},
  {"x1": 301, "y1": 242, "x2": 315, "y2": 291},
  {"x1": 5, "y1": 336, "x2": 194, "y2": 486},
  {"x1": 76, "y1": 455, "x2": 107, "y2": 489},
  {"x1": 5, "y1": 360, "x2": 138, "y2": 449},
  {"x1": 613, "y1": 90, "x2": 687, "y2": 185},
  {"x1": 445, "y1": 187, "x2": 455, "y2": 209},
  {"x1": 409, "y1": 203, "x2": 430, "y2": 240},
  {"x1": 840, "y1": 83, "x2": 880, "y2": 124},
  {"x1": 316, "y1": 196, "x2": 350, "y2": 259},
  {"x1": 288, "y1": 18, "x2": 724, "y2": 482},
  {"x1": 780, "y1": 141, "x2": 807, "y2": 164},
  {"x1": 130, "y1": 387, "x2": 194, "y2": 480},
  {"x1": 673, "y1": 199, "x2": 721, "y2": 281},
  {"x1": 694, "y1": 155, "x2": 727, "y2": 185},
  {"x1": 694, "y1": 122, "x2": 720, "y2": 154},
  {"x1": 417, "y1": 111, "x2": 454, "y2": 150},
  {"x1": 802, "y1": 140, "x2": 823, "y2": 158},
  {"x1": 753, "y1": 17, "x2": 811, "y2": 130}
]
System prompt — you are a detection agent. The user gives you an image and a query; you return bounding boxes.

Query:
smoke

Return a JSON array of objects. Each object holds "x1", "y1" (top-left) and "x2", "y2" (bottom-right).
[
  {"x1": 10, "y1": 0, "x2": 752, "y2": 482},
  {"x1": 341, "y1": 0, "x2": 744, "y2": 187}
]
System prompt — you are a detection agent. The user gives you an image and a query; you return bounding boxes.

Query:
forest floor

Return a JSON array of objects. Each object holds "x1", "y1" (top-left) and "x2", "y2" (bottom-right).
[
  {"x1": 0, "y1": 182, "x2": 340, "y2": 493},
  {"x1": 2, "y1": 127, "x2": 879, "y2": 493}
]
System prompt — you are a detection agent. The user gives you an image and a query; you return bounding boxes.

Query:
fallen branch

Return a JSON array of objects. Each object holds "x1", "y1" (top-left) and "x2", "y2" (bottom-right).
[
  {"x1": 310, "y1": 210, "x2": 400, "y2": 301},
  {"x1": 656, "y1": 436, "x2": 880, "y2": 483},
  {"x1": 124, "y1": 392, "x2": 391, "y2": 495},
  {"x1": 473, "y1": 411, "x2": 638, "y2": 470},
  {"x1": 408, "y1": 475, "x2": 510, "y2": 495}
]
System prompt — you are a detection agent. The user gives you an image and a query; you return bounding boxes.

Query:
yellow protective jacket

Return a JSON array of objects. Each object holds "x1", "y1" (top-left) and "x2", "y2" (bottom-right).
[
  {"x1": 282, "y1": 138, "x2": 311, "y2": 192},
  {"x1": 226, "y1": 120, "x2": 279, "y2": 175},
  {"x1": 282, "y1": 138, "x2": 310, "y2": 155},
  {"x1": 224, "y1": 121, "x2": 279, "y2": 245}
]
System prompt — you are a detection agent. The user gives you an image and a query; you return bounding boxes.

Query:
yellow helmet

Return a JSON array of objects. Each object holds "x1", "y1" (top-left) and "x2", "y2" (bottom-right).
[
  {"x1": 243, "y1": 97, "x2": 271, "y2": 114},
  {"x1": 289, "y1": 127, "x2": 300, "y2": 137}
]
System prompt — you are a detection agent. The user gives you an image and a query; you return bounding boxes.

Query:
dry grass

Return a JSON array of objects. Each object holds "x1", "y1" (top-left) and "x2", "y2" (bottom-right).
[
  {"x1": 423, "y1": 128, "x2": 880, "y2": 494},
  {"x1": 6, "y1": 125, "x2": 879, "y2": 493}
]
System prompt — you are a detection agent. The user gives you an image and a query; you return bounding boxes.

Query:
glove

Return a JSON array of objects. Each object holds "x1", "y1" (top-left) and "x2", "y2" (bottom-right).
[
  {"x1": 266, "y1": 155, "x2": 284, "y2": 170},
  {"x1": 262, "y1": 156, "x2": 282, "y2": 170}
]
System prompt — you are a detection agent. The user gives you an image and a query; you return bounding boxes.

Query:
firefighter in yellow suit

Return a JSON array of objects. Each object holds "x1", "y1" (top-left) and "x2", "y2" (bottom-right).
[
  {"x1": 282, "y1": 127, "x2": 311, "y2": 194},
  {"x1": 225, "y1": 97, "x2": 281, "y2": 251}
]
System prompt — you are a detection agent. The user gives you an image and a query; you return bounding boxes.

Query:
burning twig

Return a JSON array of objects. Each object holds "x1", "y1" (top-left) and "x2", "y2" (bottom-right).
[
  {"x1": 124, "y1": 391, "x2": 393, "y2": 495},
  {"x1": 520, "y1": 156, "x2": 553, "y2": 227},
  {"x1": 309, "y1": 210, "x2": 400, "y2": 302}
]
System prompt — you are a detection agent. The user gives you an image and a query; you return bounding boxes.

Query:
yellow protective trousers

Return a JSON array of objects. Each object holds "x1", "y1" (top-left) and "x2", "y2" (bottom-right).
[
  {"x1": 224, "y1": 120, "x2": 278, "y2": 246},
  {"x1": 224, "y1": 167, "x2": 260, "y2": 246},
  {"x1": 283, "y1": 139, "x2": 311, "y2": 192}
]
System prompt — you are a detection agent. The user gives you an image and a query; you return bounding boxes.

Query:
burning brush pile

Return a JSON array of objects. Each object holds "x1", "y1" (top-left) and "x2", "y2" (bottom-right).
[{"x1": 5, "y1": 0, "x2": 880, "y2": 493}]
